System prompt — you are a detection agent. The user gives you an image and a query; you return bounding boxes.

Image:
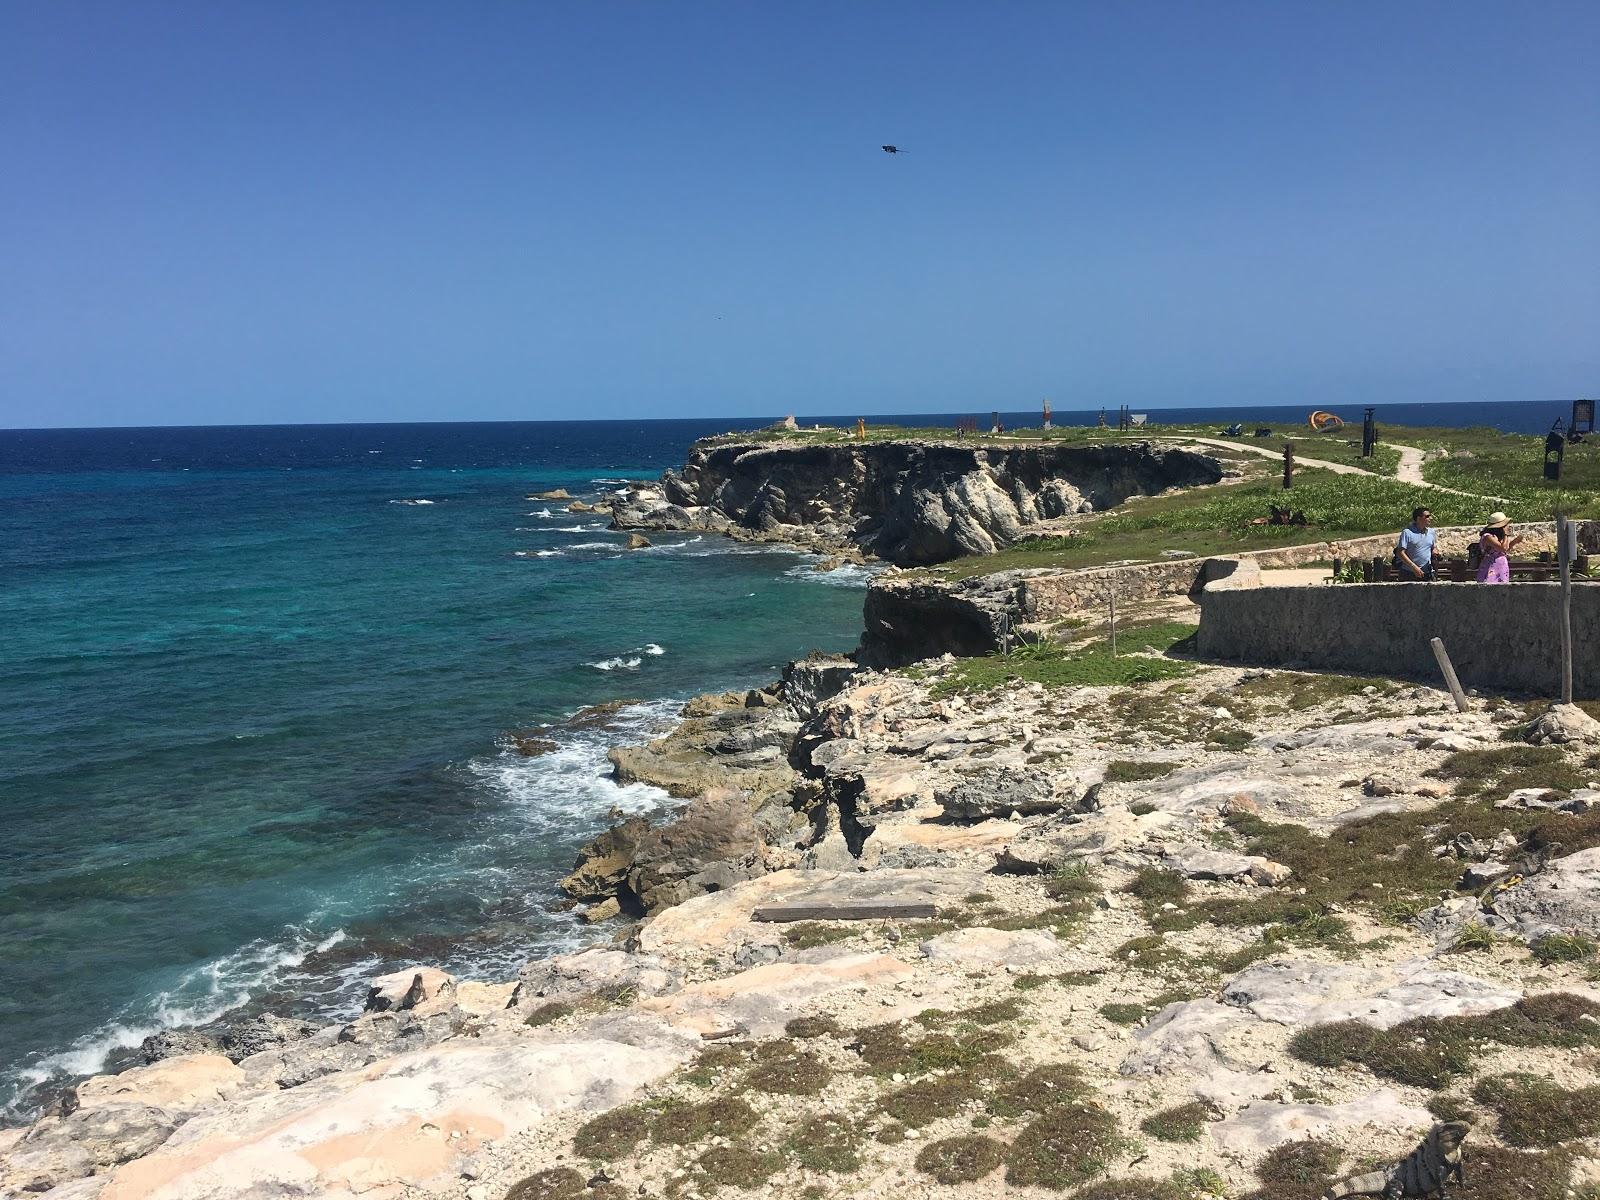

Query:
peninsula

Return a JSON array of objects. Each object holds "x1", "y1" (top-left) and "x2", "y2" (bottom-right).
[{"x1": 8, "y1": 420, "x2": 1600, "y2": 1200}]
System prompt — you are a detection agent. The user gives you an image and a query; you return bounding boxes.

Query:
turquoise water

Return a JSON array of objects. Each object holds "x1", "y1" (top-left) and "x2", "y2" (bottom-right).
[{"x1": 0, "y1": 420, "x2": 869, "y2": 1115}]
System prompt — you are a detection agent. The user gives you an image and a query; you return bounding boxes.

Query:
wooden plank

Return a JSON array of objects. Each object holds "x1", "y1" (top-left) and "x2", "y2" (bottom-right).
[
  {"x1": 751, "y1": 902, "x2": 938, "y2": 924},
  {"x1": 1430, "y1": 637, "x2": 1470, "y2": 714}
]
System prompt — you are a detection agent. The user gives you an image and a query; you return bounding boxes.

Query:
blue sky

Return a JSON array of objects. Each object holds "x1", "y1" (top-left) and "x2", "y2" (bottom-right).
[{"x1": 2, "y1": 1, "x2": 1597, "y2": 428}]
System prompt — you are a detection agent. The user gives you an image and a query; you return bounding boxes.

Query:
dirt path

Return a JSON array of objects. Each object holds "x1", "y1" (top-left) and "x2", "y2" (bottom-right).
[{"x1": 1168, "y1": 435, "x2": 1507, "y2": 504}]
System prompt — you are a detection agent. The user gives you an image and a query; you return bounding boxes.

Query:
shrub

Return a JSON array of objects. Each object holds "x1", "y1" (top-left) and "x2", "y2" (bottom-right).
[
  {"x1": 1141, "y1": 1100, "x2": 1209, "y2": 1143},
  {"x1": 1472, "y1": 1074, "x2": 1600, "y2": 1147},
  {"x1": 650, "y1": 1096, "x2": 759, "y2": 1145},
  {"x1": 506, "y1": 1168, "x2": 586, "y2": 1200},
  {"x1": 1532, "y1": 932, "x2": 1596, "y2": 965},
  {"x1": 1248, "y1": 1139, "x2": 1343, "y2": 1200},
  {"x1": 915, "y1": 1135, "x2": 1006, "y2": 1184},
  {"x1": 572, "y1": 1107, "x2": 649, "y2": 1159},
  {"x1": 785, "y1": 1113, "x2": 861, "y2": 1174},
  {"x1": 1005, "y1": 1101, "x2": 1126, "y2": 1189}
]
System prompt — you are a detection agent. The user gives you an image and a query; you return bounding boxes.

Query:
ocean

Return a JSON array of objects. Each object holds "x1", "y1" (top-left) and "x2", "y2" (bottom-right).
[{"x1": 0, "y1": 399, "x2": 1561, "y2": 1117}]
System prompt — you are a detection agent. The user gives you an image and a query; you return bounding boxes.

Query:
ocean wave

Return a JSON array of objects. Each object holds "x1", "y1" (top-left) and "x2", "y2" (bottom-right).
[
  {"x1": 588, "y1": 655, "x2": 642, "y2": 670},
  {"x1": 514, "y1": 549, "x2": 564, "y2": 558},
  {"x1": 783, "y1": 560, "x2": 884, "y2": 588},
  {"x1": 388, "y1": 498, "x2": 436, "y2": 506},
  {"x1": 553, "y1": 524, "x2": 609, "y2": 533},
  {"x1": 5, "y1": 928, "x2": 347, "y2": 1109}
]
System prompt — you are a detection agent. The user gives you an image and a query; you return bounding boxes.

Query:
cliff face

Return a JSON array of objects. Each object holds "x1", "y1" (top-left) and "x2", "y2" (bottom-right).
[{"x1": 612, "y1": 438, "x2": 1222, "y2": 566}]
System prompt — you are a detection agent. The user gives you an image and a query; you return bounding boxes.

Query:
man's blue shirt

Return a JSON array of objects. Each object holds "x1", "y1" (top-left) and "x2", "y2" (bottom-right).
[{"x1": 1396, "y1": 525, "x2": 1436, "y2": 568}]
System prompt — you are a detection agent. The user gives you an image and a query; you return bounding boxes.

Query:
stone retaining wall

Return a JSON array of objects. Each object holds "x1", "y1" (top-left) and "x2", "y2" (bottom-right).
[{"x1": 1196, "y1": 578, "x2": 1599, "y2": 696}]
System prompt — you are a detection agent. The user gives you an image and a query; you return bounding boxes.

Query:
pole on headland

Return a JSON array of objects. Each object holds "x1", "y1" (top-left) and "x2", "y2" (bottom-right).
[
  {"x1": 1430, "y1": 637, "x2": 1470, "y2": 713},
  {"x1": 1558, "y1": 512, "x2": 1574, "y2": 704},
  {"x1": 1108, "y1": 589, "x2": 1118, "y2": 657},
  {"x1": 1282, "y1": 442, "x2": 1294, "y2": 489}
]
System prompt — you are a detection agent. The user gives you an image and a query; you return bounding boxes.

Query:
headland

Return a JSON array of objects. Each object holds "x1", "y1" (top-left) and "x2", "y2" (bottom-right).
[{"x1": 10, "y1": 418, "x2": 1600, "y2": 1200}]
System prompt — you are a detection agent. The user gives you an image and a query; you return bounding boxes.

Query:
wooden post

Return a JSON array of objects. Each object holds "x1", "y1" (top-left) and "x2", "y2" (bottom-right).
[
  {"x1": 1108, "y1": 589, "x2": 1118, "y2": 657},
  {"x1": 1430, "y1": 637, "x2": 1470, "y2": 713},
  {"x1": 1282, "y1": 442, "x2": 1294, "y2": 489},
  {"x1": 1558, "y1": 512, "x2": 1574, "y2": 704}
]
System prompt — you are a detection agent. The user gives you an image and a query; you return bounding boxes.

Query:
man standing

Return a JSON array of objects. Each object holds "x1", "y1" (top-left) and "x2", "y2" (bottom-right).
[{"x1": 1395, "y1": 507, "x2": 1437, "y2": 580}]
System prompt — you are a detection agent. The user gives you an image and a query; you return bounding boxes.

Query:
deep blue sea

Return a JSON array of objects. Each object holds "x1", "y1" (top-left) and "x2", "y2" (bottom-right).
[{"x1": 0, "y1": 400, "x2": 1561, "y2": 1117}]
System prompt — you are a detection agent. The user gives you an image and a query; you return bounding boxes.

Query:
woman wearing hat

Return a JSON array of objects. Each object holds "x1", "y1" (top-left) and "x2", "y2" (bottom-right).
[{"x1": 1476, "y1": 512, "x2": 1522, "y2": 583}]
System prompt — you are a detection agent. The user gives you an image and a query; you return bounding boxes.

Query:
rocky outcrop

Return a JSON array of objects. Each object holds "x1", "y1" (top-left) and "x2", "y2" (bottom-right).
[{"x1": 612, "y1": 438, "x2": 1221, "y2": 565}]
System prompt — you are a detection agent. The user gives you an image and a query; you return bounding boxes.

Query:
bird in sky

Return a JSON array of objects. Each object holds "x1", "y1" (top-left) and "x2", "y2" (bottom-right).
[{"x1": 881, "y1": 144, "x2": 903, "y2": 154}]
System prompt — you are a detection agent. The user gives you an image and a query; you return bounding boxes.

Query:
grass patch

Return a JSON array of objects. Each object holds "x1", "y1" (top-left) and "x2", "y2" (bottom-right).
[
  {"x1": 915, "y1": 1135, "x2": 1006, "y2": 1184},
  {"x1": 1114, "y1": 933, "x2": 1186, "y2": 971},
  {"x1": 650, "y1": 1096, "x2": 760, "y2": 1146},
  {"x1": 692, "y1": 1145, "x2": 782, "y2": 1189},
  {"x1": 929, "y1": 628, "x2": 1193, "y2": 698},
  {"x1": 742, "y1": 1043, "x2": 833, "y2": 1095},
  {"x1": 914, "y1": 999, "x2": 1021, "y2": 1028},
  {"x1": 524, "y1": 1001, "x2": 575, "y2": 1027},
  {"x1": 1532, "y1": 932, "x2": 1596, "y2": 965},
  {"x1": 1452, "y1": 1145, "x2": 1574, "y2": 1200},
  {"x1": 572, "y1": 1106, "x2": 650, "y2": 1159},
  {"x1": 1289, "y1": 993, "x2": 1600, "y2": 1087},
  {"x1": 1078, "y1": 1180, "x2": 1192, "y2": 1200},
  {"x1": 1472, "y1": 1074, "x2": 1600, "y2": 1147},
  {"x1": 1104, "y1": 760, "x2": 1181, "y2": 784},
  {"x1": 506, "y1": 1167, "x2": 587, "y2": 1200},
  {"x1": 784, "y1": 1113, "x2": 862, "y2": 1174},
  {"x1": 782, "y1": 921, "x2": 862, "y2": 949},
  {"x1": 1005, "y1": 1100, "x2": 1129, "y2": 1190},
  {"x1": 987, "y1": 1063, "x2": 1092, "y2": 1120},
  {"x1": 785, "y1": 1014, "x2": 841, "y2": 1039},
  {"x1": 1450, "y1": 922, "x2": 1501, "y2": 953},
  {"x1": 1428, "y1": 745, "x2": 1588, "y2": 804},
  {"x1": 850, "y1": 1022, "x2": 1014, "y2": 1078},
  {"x1": 1214, "y1": 672, "x2": 1400, "y2": 719},
  {"x1": 1101, "y1": 1002, "x2": 1148, "y2": 1026},
  {"x1": 880, "y1": 1071, "x2": 989, "y2": 1128},
  {"x1": 1247, "y1": 1139, "x2": 1343, "y2": 1200},
  {"x1": 1140, "y1": 1100, "x2": 1210, "y2": 1143}
]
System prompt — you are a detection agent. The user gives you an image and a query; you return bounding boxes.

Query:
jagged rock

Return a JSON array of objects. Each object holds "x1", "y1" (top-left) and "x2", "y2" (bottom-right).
[
  {"x1": 568, "y1": 500, "x2": 598, "y2": 513},
  {"x1": 5, "y1": 1103, "x2": 180, "y2": 1193},
  {"x1": 918, "y1": 927, "x2": 1063, "y2": 967},
  {"x1": 509, "y1": 733, "x2": 559, "y2": 757},
  {"x1": 625, "y1": 532, "x2": 651, "y2": 549},
  {"x1": 532, "y1": 489, "x2": 571, "y2": 500},
  {"x1": 579, "y1": 896, "x2": 623, "y2": 923},
  {"x1": 1491, "y1": 846, "x2": 1600, "y2": 938},
  {"x1": 1362, "y1": 774, "x2": 1405, "y2": 797},
  {"x1": 1462, "y1": 862, "x2": 1511, "y2": 889},
  {"x1": 1496, "y1": 787, "x2": 1595, "y2": 812},
  {"x1": 1527, "y1": 703, "x2": 1600, "y2": 745},
  {"x1": 1162, "y1": 848, "x2": 1291, "y2": 885},
  {"x1": 782, "y1": 654, "x2": 859, "y2": 720},
  {"x1": 363, "y1": 966, "x2": 457, "y2": 1013},
  {"x1": 139, "y1": 1029, "x2": 222, "y2": 1064},
  {"x1": 562, "y1": 816, "x2": 651, "y2": 902},
  {"x1": 935, "y1": 767, "x2": 1070, "y2": 820},
  {"x1": 509, "y1": 947, "x2": 676, "y2": 1012},
  {"x1": 73, "y1": 1055, "x2": 246, "y2": 1114},
  {"x1": 220, "y1": 1014, "x2": 317, "y2": 1062},
  {"x1": 626, "y1": 788, "x2": 767, "y2": 914}
]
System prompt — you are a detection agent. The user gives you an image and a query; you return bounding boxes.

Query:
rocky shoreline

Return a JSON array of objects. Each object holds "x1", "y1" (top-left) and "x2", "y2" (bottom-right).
[
  {"x1": 12, "y1": 600, "x2": 1600, "y2": 1200},
  {"x1": 609, "y1": 436, "x2": 1222, "y2": 565}
]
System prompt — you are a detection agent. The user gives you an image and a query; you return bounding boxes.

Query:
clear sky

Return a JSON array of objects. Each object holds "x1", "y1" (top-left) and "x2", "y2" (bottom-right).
[{"x1": 2, "y1": 1, "x2": 1597, "y2": 428}]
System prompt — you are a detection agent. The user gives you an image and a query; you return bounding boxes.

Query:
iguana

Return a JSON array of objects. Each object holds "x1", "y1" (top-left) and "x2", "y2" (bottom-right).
[{"x1": 1323, "y1": 1122, "x2": 1470, "y2": 1200}]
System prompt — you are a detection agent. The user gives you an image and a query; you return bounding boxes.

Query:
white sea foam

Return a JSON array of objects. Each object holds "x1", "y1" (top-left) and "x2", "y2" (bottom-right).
[
  {"x1": 643, "y1": 643, "x2": 666, "y2": 655},
  {"x1": 567, "y1": 541, "x2": 619, "y2": 551},
  {"x1": 388, "y1": 498, "x2": 436, "y2": 505},
  {"x1": 553, "y1": 524, "x2": 609, "y2": 533},
  {"x1": 514, "y1": 549, "x2": 564, "y2": 559},
  {"x1": 588, "y1": 655, "x2": 643, "y2": 671},
  {"x1": 6, "y1": 927, "x2": 348, "y2": 1107},
  {"x1": 783, "y1": 560, "x2": 884, "y2": 588}
]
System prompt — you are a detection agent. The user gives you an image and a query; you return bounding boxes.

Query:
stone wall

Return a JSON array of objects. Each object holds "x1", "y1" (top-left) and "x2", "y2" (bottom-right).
[{"x1": 1196, "y1": 579, "x2": 1599, "y2": 696}]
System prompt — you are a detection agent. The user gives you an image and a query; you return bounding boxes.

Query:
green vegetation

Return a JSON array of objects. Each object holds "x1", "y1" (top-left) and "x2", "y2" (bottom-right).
[
  {"x1": 1104, "y1": 760, "x2": 1181, "y2": 783},
  {"x1": 935, "y1": 467, "x2": 1552, "y2": 579},
  {"x1": 784, "y1": 1114, "x2": 862, "y2": 1174},
  {"x1": 1212, "y1": 672, "x2": 1402, "y2": 719},
  {"x1": 1532, "y1": 932, "x2": 1596, "y2": 965},
  {"x1": 650, "y1": 1096, "x2": 760, "y2": 1145},
  {"x1": 1005, "y1": 1100, "x2": 1129, "y2": 1190},
  {"x1": 781, "y1": 921, "x2": 861, "y2": 949},
  {"x1": 1429, "y1": 745, "x2": 1588, "y2": 805},
  {"x1": 505, "y1": 1167, "x2": 588, "y2": 1200},
  {"x1": 572, "y1": 1106, "x2": 650, "y2": 1159},
  {"x1": 1101, "y1": 1002, "x2": 1148, "y2": 1026},
  {"x1": 880, "y1": 1072, "x2": 988, "y2": 1128},
  {"x1": 742, "y1": 1043, "x2": 833, "y2": 1095},
  {"x1": 987, "y1": 1063, "x2": 1092, "y2": 1119},
  {"x1": 928, "y1": 624, "x2": 1195, "y2": 697},
  {"x1": 785, "y1": 1014, "x2": 842, "y2": 1039},
  {"x1": 1141, "y1": 1101, "x2": 1210, "y2": 1143},
  {"x1": 1288, "y1": 993, "x2": 1600, "y2": 1087},
  {"x1": 915, "y1": 1135, "x2": 1007, "y2": 1184},
  {"x1": 523, "y1": 1000, "x2": 574, "y2": 1027},
  {"x1": 1076, "y1": 1179, "x2": 1193, "y2": 1200},
  {"x1": 850, "y1": 1020, "x2": 1014, "y2": 1078},
  {"x1": 691, "y1": 1145, "x2": 782, "y2": 1189},
  {"x1": 1472, "y1": 1074, "x2": 1600, "y2": 1147},
  {"x1": 1449, "y1": 922, "x2": 1501, "y2": 953},
  {"x1": 1248, "y1": 1140, "x2": 1344, "y2": 1200}
]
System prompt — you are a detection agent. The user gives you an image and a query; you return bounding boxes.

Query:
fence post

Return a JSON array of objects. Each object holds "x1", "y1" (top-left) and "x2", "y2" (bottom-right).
[
  {"x1": 1558, "y1": 513, "x2": 1574, "y2": 704},
  {"x1": 1430, "y1": 637, "x2": 1470, "y2": 713},
  {"x1": 1108, "y1": 588, "x2": 1118, "y2": 657}
]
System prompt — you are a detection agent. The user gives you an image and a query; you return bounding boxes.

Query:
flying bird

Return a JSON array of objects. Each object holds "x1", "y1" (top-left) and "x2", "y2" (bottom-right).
[{"x1": 881, "y1": 144, "x2": 903, "y2": 154}]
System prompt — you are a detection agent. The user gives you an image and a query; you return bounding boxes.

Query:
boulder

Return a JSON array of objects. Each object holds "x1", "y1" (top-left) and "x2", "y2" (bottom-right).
[
  {"x1": 1491, "y1": 846, "x2": 1600, "y2": 938},
  {"x1": 560, "y1": 816, "x2": 650, "y2": 902},
  {"x1": 626, "y1": 788, "x2": 767, "y2": 914},
  {"x1": 781, "y1": 654, "x2": 860, "y2": 720},
  {"x1": 1527, "y1": 703, "x2": 1600, "y2": 745},
  {"x1": 625, "y1": 532, "x2": 651, "y2": 549},
  {"x1": 508, "y1": 947, "x2": 676, "y2": 1013},
  {"x1": 219, "y1": 1014, "x2": 317, "y2": 1062},
  {"x1": 138, "y1": 1030, "x2": 221, "y2": 1064},
  {"x1": 532, "y1": 489, "x2": 571, "y2": 500},
  {"x1": 934, "y1": 767, "x2": 1066, "y2": 820},
  {"x1": 4, "y1": 1103, "x2": 179, "y2": 1194},
  {"x1": 1211, "y1": 1090, "x2": 1433, "y2": 1155},
  {"x1": 362, "y1": 966, "x2": 457, "y2": 1013}
]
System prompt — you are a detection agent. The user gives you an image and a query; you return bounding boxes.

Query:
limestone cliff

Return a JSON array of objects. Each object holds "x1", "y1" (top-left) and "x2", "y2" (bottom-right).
[{"x1": 611, "y1": 437, "x2": 1222, "y2": 565}]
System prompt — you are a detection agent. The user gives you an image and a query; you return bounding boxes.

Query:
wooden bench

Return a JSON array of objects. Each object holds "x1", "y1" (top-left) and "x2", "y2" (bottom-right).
[{"x1": 1340, "y1": 554, "x2": 1588, "y2": 583}]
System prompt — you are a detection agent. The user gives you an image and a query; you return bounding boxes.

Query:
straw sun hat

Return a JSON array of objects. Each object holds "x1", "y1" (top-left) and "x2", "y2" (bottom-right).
[{"x1": 1486, "y1": 511, "x2": 1511, "y2": 529}]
